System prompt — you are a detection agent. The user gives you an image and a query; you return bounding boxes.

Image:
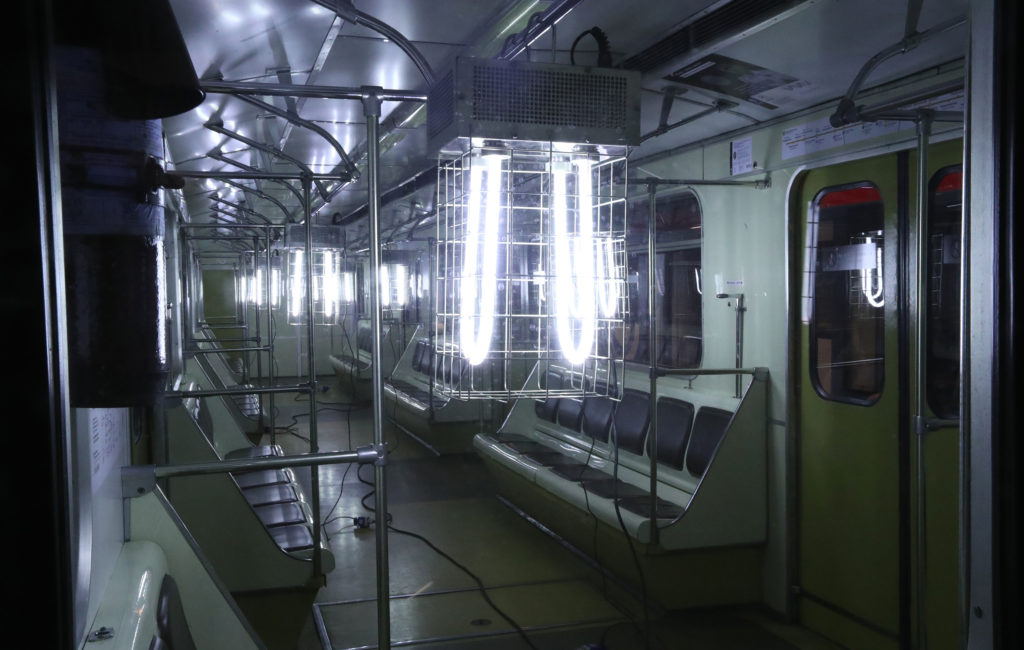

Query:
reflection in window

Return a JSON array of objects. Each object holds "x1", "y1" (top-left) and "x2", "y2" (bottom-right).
[
  {"x1": 617, "y1": 191, "x2": 702, "y2": 368},
  {"x1": 809, "y1": 184, "x2": 885, "y2": 405},
  {"x1": 926, "y1": 167, "x2": 962, "y2": 419}
]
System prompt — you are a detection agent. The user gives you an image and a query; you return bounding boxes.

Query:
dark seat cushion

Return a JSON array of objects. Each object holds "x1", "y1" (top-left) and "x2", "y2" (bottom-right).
[
  {"x1": 233, "y1": 469, "x2": 289, "y2": 489},
  {"x1": 253, "y1": 502, "x2": 307, "y2": 528},
  {"x1": 685, "y1": 407, "x2": 733, "y2": 477},
  {"x1": 523, "y1": 451, "x2": 576, "y2": 467},
  {"x1": 581, "y1": 396, "x2": 615, "y2": 442},
  {"x1": 242, "y1": 483, "x2": 297, "y2": 507},
  {"x1": 612, "y1": 390, "x2": 650, "y2": 455},
  {"x1": 616, "y1": 495, "x2": 685, "y2": 519},
  {"x1": 504, "y1": 441, "x2": 557, "y2": 455},
  {"x1": 549, "y1": 463, "x2": 609, "y2": 482},
  {"x1": 224, "y1": 444, "x2": 283, "y2": 460},
  {"x1": 156, "y1": 575, "x2": 197, "y2": 650},
  {"x1": 270, "y1": 524, "x2": 315, "y2": 552},
  {"x1": 581, "y1": 478, "x2": 648, "y2": 499},
  {"x1": 412, "y1": 341, "x2": 428, "y2": 373},
  {"x1": 655, "y1": 398, "x2": 695, "y2": 470},
  {"x1": 534, "y1": 371, "x2": 562, "y2": 421},
  {"x1": 556, "y1": 398, "x2": 584, "y2": 431}
]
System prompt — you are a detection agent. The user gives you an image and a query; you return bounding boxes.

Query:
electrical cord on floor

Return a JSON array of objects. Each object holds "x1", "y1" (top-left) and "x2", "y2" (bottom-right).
[
  {"x1": 352, "y1": 461, "x2": 537, "y2": 648},
  {"x1": 610, "y1": 422, "x2": 653, "y2": 650},
  {"x1": 323, "y1": 408, "x2": 357, "y2": 537},
  {"x1": 387, "y1": 524, "x2": 541, "y2": 650},
  {"x1": 577, "y1": 428, "x2": 610, "y2": 600}
]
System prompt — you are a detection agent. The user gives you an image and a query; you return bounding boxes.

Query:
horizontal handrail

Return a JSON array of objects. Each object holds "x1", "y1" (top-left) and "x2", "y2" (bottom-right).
[
  {"x1": 166, "y1": 384, "x2": 312, "y2": 399},
  {"x1": 123, "y1": 446, "x2": 384, "y2": 497},
  {"x1": 653, "y1": 366, "x2": 767, "y2": 378}
]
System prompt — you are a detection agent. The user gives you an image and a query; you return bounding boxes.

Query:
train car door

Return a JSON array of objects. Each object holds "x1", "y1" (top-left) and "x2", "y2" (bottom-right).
[{"x1": 791, "y1": 139, "x2": 962, "y2": 650}]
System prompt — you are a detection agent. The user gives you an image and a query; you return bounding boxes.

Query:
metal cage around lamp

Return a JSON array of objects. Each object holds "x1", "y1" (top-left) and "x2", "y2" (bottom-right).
[{"x1": 435, "y1": 138, "x2": 629, "y2": 400}]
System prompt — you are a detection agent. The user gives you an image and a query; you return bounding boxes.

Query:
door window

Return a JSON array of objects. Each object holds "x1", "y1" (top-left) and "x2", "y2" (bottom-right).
[{"x1": 808, "y1": 184, "x2": 886, "y2": 404}]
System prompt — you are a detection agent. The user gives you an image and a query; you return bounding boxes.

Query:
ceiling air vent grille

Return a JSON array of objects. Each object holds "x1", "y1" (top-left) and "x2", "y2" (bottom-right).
[
  {"x1": 620, "y1": 0, "x2": 805, "y2": 74},
  {"x1": 426, "y1": 69, "x2": 455, "y2": 142},
  {"x1": 428, "y1": 58, "x2": 641, "y2": 152},
  {"x1": 470, "y1": 64, "x2": 629, "y2": 131}
]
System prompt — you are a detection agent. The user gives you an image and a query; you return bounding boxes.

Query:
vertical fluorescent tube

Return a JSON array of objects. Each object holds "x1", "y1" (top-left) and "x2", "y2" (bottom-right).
[
  {"x1": 459, "y1": 154, "x2": 502, "y2": 366},
  {"x1": 289, "y1": 249, "x2": 303, "y2": 320},
  {"x1": 255, "y1": 267, "x2": 264, "y2": 307},
  {"x1": 270, "y1": 267, "x2": 281, "y2": 308},
  {"x1": 380, "y1": 265, "x2": 391, "y2": 308},
  {"x1": 323, "y1": 250, "x2": 339, "y2": 320},
  {"x1": 342, "y1": 271, "x2": 354, "y2": 304},
  {"x1": 553, "y1": 157, "x2": 595, "y2": 365},
  {"x1": 595, "y1": 237, "x2": 619, "y2": 318},
  {"x1": 395, "y1": 264, "x2": 408, "y2": 307},
  {"x1": 863, "y1": 241, "x2": 884, "y2": 307}
]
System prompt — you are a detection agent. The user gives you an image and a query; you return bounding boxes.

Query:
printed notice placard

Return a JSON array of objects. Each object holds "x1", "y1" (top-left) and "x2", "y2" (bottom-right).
[{"x1": 730, "y1": 137, "x2": 754, "y2": 175}]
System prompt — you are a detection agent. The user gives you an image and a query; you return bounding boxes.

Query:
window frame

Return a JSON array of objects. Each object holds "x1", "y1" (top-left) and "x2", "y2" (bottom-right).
[
  {"x1": 621, "y1": 188, "x2": 704, "y2": 370},
  {"x1": 807, "y1": 180, "x2": 887, "y2": 407}
]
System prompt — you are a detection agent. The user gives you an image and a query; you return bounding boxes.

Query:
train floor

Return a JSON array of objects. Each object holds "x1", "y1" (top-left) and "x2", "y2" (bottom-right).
[{"x1": 260, "y1": 381, "x2": 839, "y2": 650}]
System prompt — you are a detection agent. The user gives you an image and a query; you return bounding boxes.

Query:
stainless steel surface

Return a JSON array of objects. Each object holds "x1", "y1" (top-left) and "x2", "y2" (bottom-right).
[
  {"x1": 646, "y1": 182, "x2": 659, "y2": 547},
  {"x1": 164, "y1": 0, "x2": 968, "y2": 240},
  {"x1": 362, "y1": 89, "x2": 392, "y2": 650},
  {"x1": 301, "y1": 175, "x2": 324, "y2": 580},
  {"x1": 914, "y1": 113, "x2": 932, "y2": 650},
  {"x1": 202, "y1": 79, "x2": 428, "y2": 104},
  {"x1": 165, "y1": 384, "x2": 312, "y2": 399},
  {"x1": 428, "y1": 57, "x2": 641, "y2": 152}
]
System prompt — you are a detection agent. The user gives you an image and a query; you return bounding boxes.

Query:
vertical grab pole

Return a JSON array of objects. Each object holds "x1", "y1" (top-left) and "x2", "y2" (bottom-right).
[
  {"x1": 362, "y1": 87, "x2": 391, "y2": 650},
  {"x1": 646, "y1": 182, "x2": 659, "y2": 546},
  {"x1": 913, "y1": 110, "x2": 933, "y2": 650},
  {"x1": 253, "y1": 235, "x2": 264, "y2": 431},
  {"x1": 303, "y1": 174, "x2": 323, "y2": 579},
  {"x1": 734, "y1": 294, "x2": 746, "y2": 398},
  {"x1": 265, "y1": 227, "x2": 277, "y2": 444}
]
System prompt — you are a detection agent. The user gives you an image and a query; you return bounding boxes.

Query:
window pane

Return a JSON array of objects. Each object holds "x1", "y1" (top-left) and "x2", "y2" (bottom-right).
[
  {"x1": 619, "y1": 191, "x2": 702, "y2": 368},
  {"x1": 810, "y1": 184, "x2": 885, "y2": 404},
  {"x1": 926, "y1": 167, "x2": 962, "y2": 419}
]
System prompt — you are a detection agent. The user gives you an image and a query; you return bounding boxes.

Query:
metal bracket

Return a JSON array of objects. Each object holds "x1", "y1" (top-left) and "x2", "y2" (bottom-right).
[
  {"x1": 361, "y1": 86, "x2": 383, "y2": 118},
  {"x1": 913, "y1": 415, "x2": 960, "y2": 435},
  {"x1": 373, "y1": 443, "x2": 388, "y2": 466},
  {"x1": 87, "y1": 627, "x2": 115, "y2": 642},
  {"x1": 356, "y1": 444, "x2": 388, "y2": 466},
  {"x1": 122, "y1": 465, "x2": 157, "y2": 498},
  {"x1": 753, "y1": 367, "x2": 770, "y2": 382}
]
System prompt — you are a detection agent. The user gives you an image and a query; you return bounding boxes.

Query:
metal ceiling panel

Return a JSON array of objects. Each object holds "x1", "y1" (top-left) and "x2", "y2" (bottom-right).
[{"x1": 161, "y1": 0, "x2": 968, "y2": 236}]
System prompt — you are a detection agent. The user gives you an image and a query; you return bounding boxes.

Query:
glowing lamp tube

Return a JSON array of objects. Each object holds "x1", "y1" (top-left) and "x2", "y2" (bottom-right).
[
  {"x1": 862, "y1": 242, "x2": 884, "y2": 307},
  {"x1": 270, "y1": 267, "x2": 281, "y2": 308},
  {"x1": 595, "y1": 237, "x2": 618, "y2": 318},
  {"x1": 380, "y1": 265, "x2": 391, "y2": 308},
  {"x1": 341, "y1": 271, "x2": 355, "y2": 304},
  {"x1": 322, "y1": 251, "x2": 339, "y2": 320},
  {"x1": 288, "y1": 249, "x2": 303, "y2": 320},
  {"x1": 553, "y1": 158, "x2": 595, "y2": 365},
  {"x1": 459, "y1": 155, "x2": 502, "y2": 366},
  {"x1": 394, "y1": 264, "x2": 408, "y2": 307},
  {"x1": 254, "y1": 268, "x2": 264, "y2": 307}
]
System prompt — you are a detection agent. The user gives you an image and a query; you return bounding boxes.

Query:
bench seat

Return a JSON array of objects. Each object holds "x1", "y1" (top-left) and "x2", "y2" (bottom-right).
[
  {"x1": 475, "y1": 365, "x2": 769, "y2": 551},
  {"x1": 381, "y1": 330, "x2": 493, "y2": 453}
]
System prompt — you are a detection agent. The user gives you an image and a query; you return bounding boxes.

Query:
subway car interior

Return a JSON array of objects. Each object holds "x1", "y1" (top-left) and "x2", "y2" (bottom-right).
[{"x1": 12, "y1": 0, "x2": 1022, "y2": 649}]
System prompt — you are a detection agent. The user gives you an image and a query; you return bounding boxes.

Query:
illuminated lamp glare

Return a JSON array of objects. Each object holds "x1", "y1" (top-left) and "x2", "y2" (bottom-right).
[
  {"x1": 553, "y1": 157, "x2": 595, "y2": 365},
  {"x1": 862, "y1": 240, "x2": 884, "y2": 307},
  {"x1": 459, "y1": 154, "x2": 502, "y2": 366},
  {"x1": 289, "y1": 249, "x2": 304, "y2": 319}
]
